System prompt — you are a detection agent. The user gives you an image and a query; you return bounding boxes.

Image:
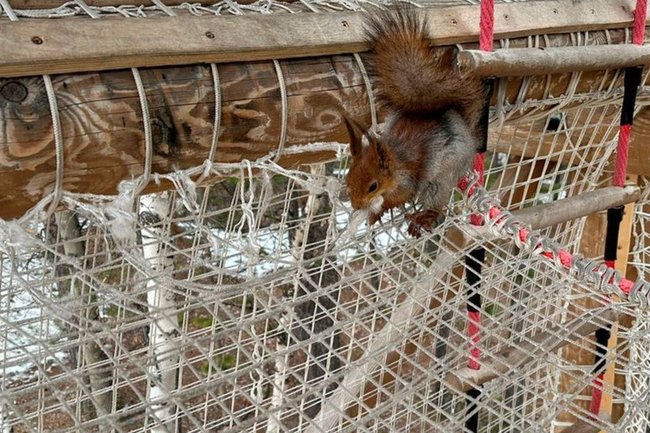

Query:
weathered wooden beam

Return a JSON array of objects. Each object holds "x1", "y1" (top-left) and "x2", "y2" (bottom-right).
[
  {"x1": 458, "y1": 45, "x2": 650, "y2": 78},
  {"x1": 513, "y1": 185, "x2": 641, "y2": 230},
  {"x1": 0, "y1": 0, "x2": 642, "y2": 78}
]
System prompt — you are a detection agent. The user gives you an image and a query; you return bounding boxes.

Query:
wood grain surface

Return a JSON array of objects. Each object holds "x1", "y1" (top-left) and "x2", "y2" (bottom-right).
[
  {"x1": 0, "y1": 28, "x2": 642, "y2": 219},
  {"x1": 0, "y1": 0, "x2": 641, "y2": 78}
]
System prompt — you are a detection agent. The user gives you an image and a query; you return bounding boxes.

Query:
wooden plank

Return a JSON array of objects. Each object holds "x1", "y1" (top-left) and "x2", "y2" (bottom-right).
[{"x1": 0, "y1": 0, "x2": 642, "y2": 78}]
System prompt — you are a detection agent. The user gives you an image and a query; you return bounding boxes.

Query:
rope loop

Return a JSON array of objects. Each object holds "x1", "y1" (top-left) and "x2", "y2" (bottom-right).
[
  {"x1": 272, "y1": 60, "x2": 289, "y2": 163},
  {"x1": 354, "y1": 53, "x2": 378, "y2": 130},
  {"x1": 207, "y1": 63, "x2": 222, "y2": 163},
  {"x1": 131, "y1": 68, "x2": 154, "y2": 199},
  {"x1": 44, "y1": 75, "x2": 65, "y2": 216}
]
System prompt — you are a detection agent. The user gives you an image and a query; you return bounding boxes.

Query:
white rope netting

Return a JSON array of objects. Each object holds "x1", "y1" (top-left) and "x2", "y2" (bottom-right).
[
  {"x1": 0, "y1": 144, "x2": 648, "y2": 432},
  {"x1": 1, "y1": 1, "x2": 650, "y2": 432},
  {"x1": 0, "y1": 0, "x2": 522, "y2": 20}
]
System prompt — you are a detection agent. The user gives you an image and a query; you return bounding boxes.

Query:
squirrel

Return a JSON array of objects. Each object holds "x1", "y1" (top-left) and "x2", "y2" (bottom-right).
[{"x1": 344, "y1": 6, "x2": 486, "y2": 237}]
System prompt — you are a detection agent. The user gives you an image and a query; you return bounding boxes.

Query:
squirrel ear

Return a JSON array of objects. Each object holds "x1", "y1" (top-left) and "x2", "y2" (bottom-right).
[
  {"x1": 374, "y1": 139, "x2": 391, "y2": 171},
  {"x1": 342, "y1": 115, "x2": 367, "y2": 157}
]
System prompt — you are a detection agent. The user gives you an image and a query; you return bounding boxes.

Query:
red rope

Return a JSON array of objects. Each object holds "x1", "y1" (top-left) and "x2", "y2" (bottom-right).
[
  {"x1": 633, "y1": 0, "x2": 648, "y2": 45},
  {"x1": 473, "y1": 0, "x2": 495, "y2": 196},
  {"x1": 613, "y1": 0, "x2": 646, "y2": 187},
  {"x1": 462, "y1": 0, "x2": 496, "y2": 384},
  {"x1": 479, "y1": 0, "x2": 495, "y2": 52},
  {"x1": 613, "y1": 124, "x2": 632, "y2": 187},
  {"x1": 470, "y1": 153, "x2": 486, "y2": 226},
  {"x1": 589, "y1": 373, "x2": 606, "y2": 415},
  {"x1": 467, "y1": 311, "x2": 481, "y2": 370}
]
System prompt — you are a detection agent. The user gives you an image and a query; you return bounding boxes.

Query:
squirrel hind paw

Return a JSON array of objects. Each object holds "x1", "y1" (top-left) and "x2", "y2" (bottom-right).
[{"x1": 405, "y1": 209, "x2": 441, "y2": 238}]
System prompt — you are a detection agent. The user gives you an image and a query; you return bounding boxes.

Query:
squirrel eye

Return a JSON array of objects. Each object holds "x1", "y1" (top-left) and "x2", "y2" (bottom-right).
[{"x1": 368, "y1": 181, "x2": 378, "y2": 193}]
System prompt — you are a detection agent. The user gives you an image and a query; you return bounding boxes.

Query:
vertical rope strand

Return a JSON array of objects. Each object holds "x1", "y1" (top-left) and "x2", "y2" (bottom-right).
[
  {"x1": 1, "y1": 0, "x2": 66, "y2": 215},
  {"x1": 44, "y1": 76, "x2": 65, "y2": 215},
  {"x1": 479, "y1": 0, "x2": 495, "y2": 52},
  {"x1": 132, "y1": 68, "x2": 154, "y2": 197},
  {"x1": 74, "y1": 0, "x2": 100, "y2": 18},
  {"x1": 354, "y1": 53, "x2": 378, "y2": 130},
  {"x1": 207, "y1": 64, "x2": 222, "y2": 164},
  {"x1": 633, "y1": 0, "x2": 648, "y2": 45},
  {"x1": 613, "y1": 68, "x2": 643, "y2": 188},
  {"x1": 272, "y1": 60, "x2": 288, "y2": 162},
  {"x1": 464, "y1": 2, "x2": 495, "y2": 432}
]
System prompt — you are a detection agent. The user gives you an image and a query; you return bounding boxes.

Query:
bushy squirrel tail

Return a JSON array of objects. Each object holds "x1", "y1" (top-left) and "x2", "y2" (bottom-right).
[{"x1": 364, "y1": 6, "x2": 484, "y2": 117}]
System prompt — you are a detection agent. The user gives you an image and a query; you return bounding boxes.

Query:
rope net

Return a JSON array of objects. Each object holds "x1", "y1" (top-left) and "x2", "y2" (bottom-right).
[
  {"x1": 2, "y1": 1, "x2": 650, "y2": 433},
  {"x1": 1, "y1": 103, "x2": 650, "y2": 433},
  {"x1": 0, "y1": 157, "x2": 640, "y2": 433}
]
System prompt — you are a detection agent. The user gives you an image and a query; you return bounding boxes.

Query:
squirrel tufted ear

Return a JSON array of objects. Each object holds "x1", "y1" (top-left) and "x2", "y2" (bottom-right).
[
  {"x1": 374, "y1": 139, "x2": 391, "y2": 171},
  {"x1": 342, "y1": 115, "x2": 367, "y2": 157}
]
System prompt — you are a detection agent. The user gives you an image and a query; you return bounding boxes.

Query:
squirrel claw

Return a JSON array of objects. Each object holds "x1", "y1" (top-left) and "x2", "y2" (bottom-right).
[
  {"x1": 368, "y1": 208, "x2": 387, "y2": 226},
  {"x1": 406, "y1": 210, "x2": 440, "y2": 238}
]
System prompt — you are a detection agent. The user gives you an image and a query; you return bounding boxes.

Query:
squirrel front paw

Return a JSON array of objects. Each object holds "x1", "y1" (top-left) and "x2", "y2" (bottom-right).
[
  {"x1": 405, "y1": 210, "x2": 440, "y2": 238},
  {"x1": 368, "y1": 208, "x2": 388, "y2": 225}
]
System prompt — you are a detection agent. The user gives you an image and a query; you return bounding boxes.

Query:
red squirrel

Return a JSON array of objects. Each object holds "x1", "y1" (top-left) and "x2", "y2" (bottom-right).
[{"x1": 344, "y1": 6, "x2": 485, "y2": 237}]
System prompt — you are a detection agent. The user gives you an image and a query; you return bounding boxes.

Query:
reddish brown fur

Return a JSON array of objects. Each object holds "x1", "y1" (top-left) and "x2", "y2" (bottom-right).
[
  {"x1": 344, "y1": 117, "x2": 400, "y2": 217},
  {"x1": 364, "y1": 7, "x2": 484, "y2": 130},
  {"x1": 344, "y1": 6, "x2": 485, "y2": 229}
]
